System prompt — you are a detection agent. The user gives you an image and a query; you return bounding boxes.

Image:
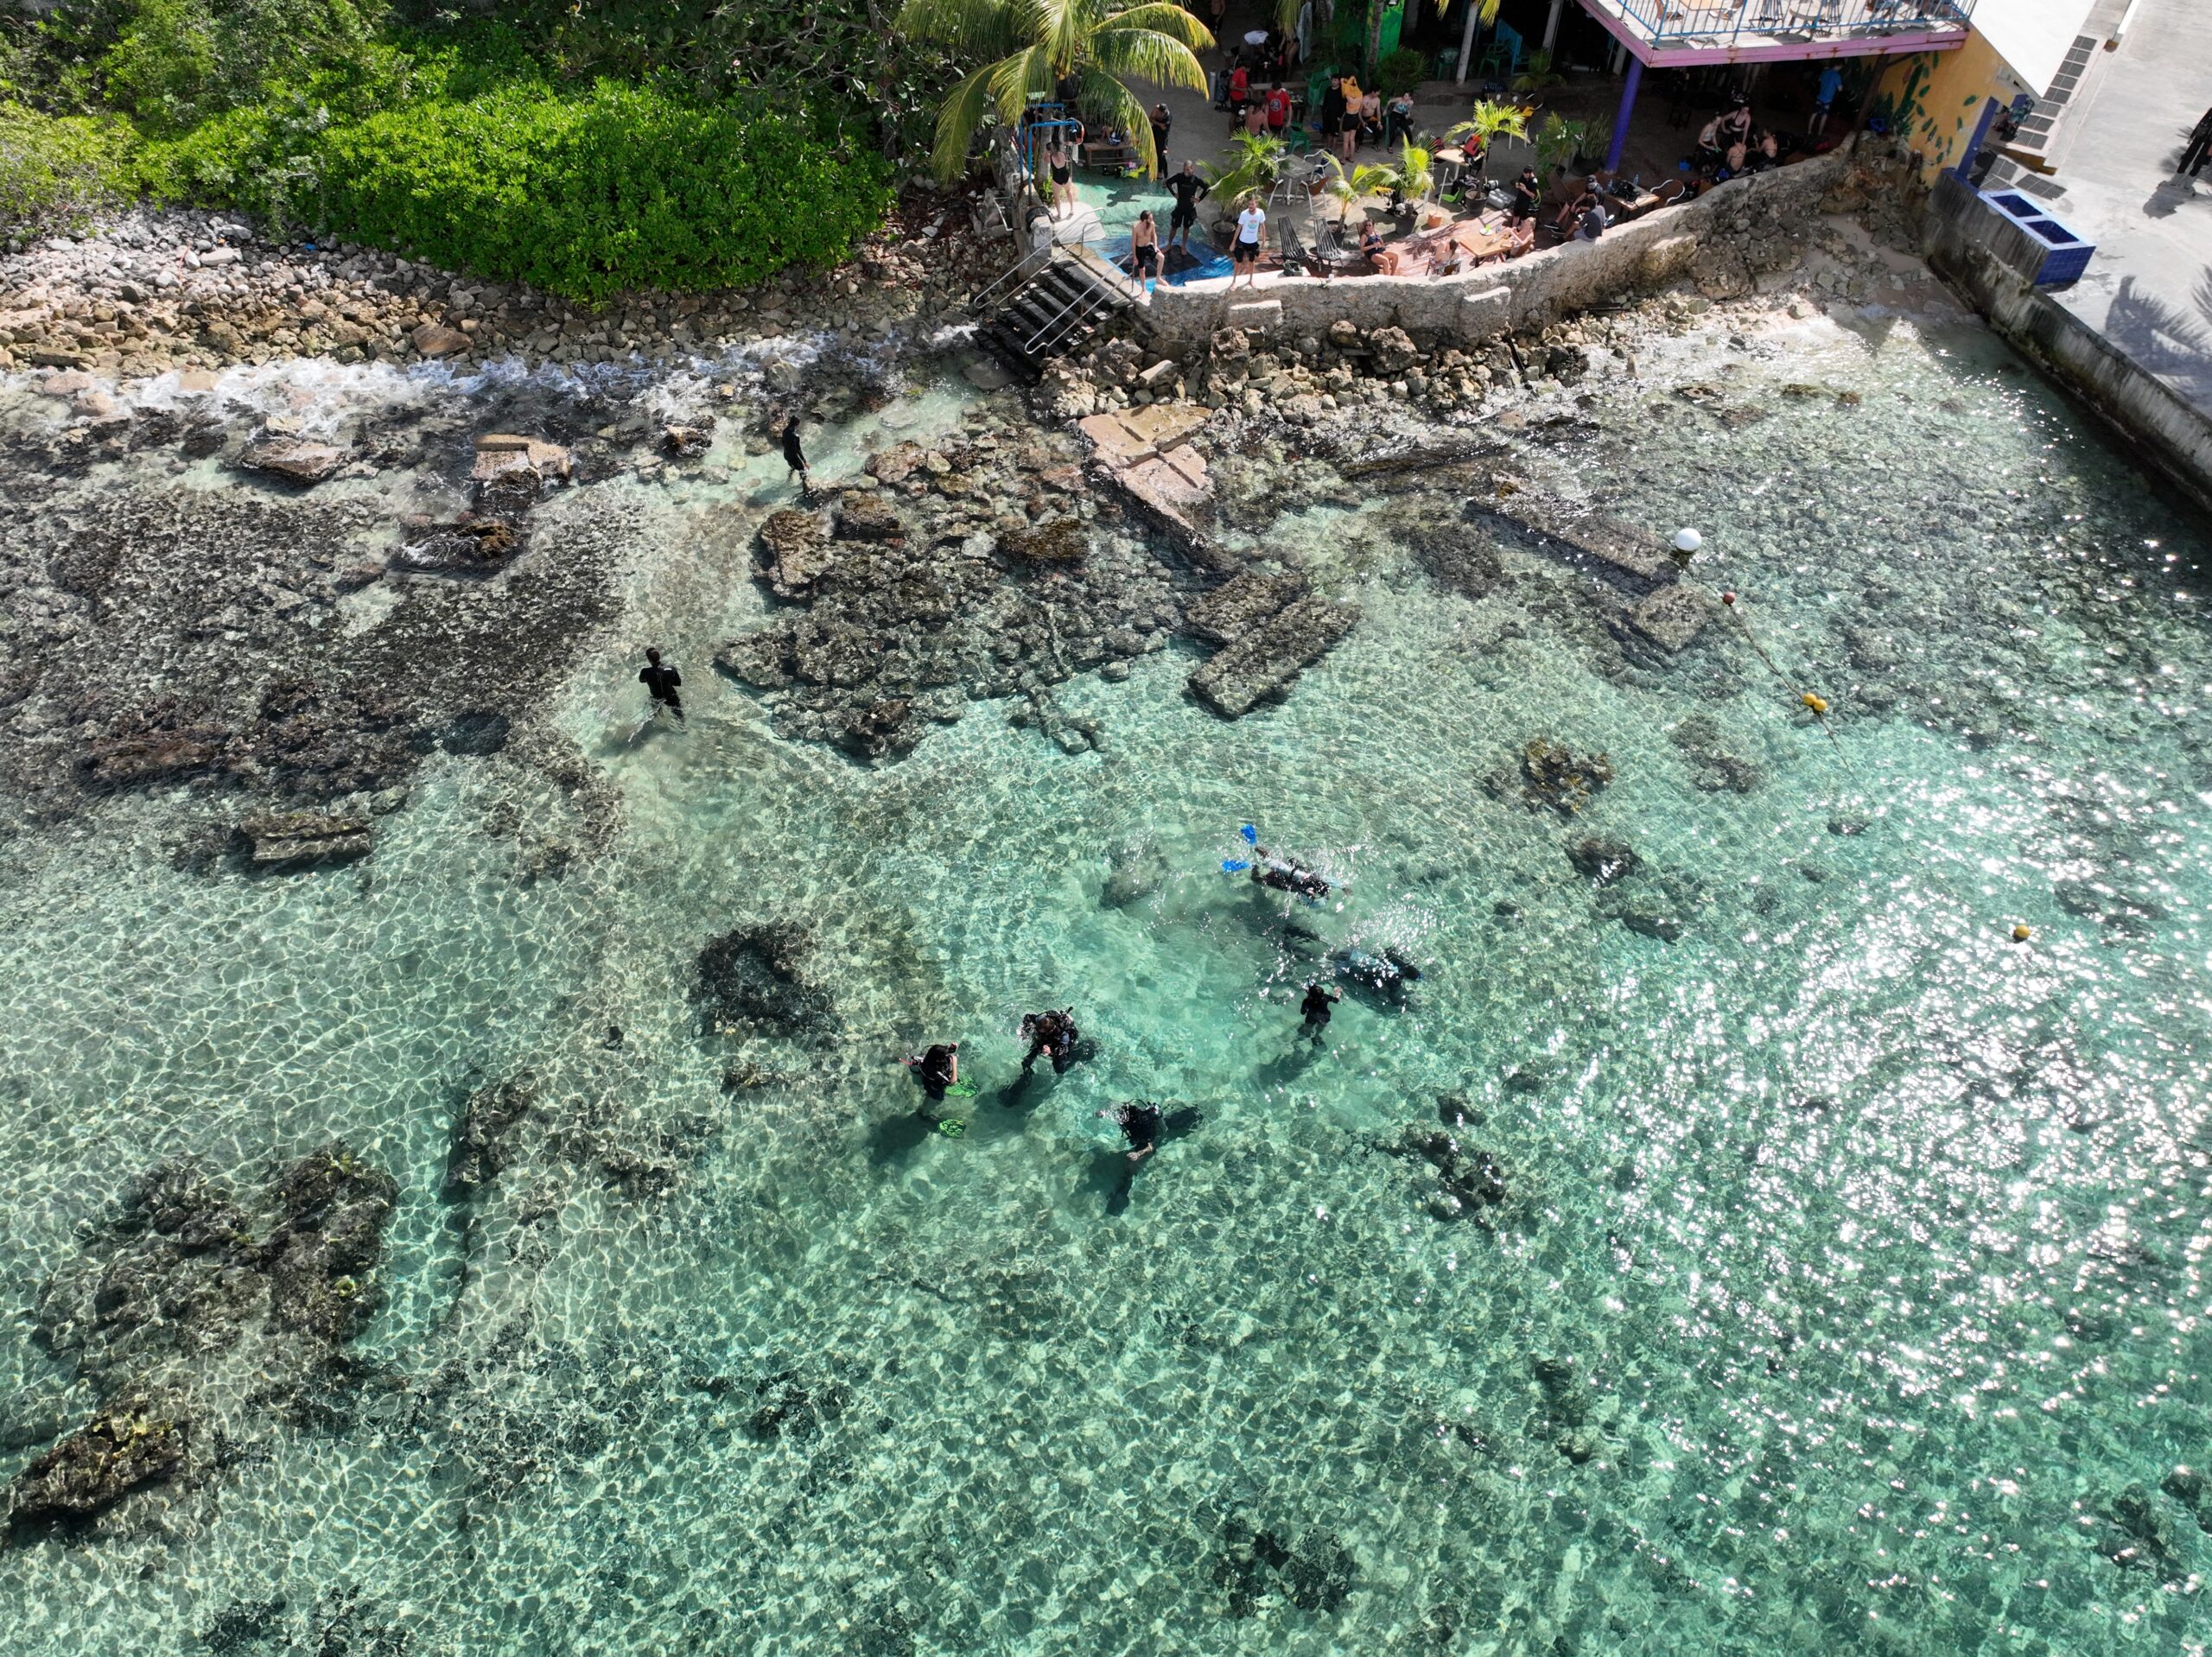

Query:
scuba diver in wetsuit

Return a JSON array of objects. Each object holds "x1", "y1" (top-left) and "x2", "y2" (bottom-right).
[
  {"x1": 1249, "y1": 846, "x2": 1331, "y2": 899},
  {"x1": 1299, "y1": 981, "x2": 1343, "y2": 1042},
  {"x1": 899, "y1": 1042, "x2": 959, "y2": 1106},
  {"x1": 1019, "y1": 1007, "x2": 1080, "y2": 1074}
]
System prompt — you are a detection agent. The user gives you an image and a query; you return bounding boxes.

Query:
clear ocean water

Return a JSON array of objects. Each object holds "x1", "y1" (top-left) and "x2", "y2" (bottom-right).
[{"x1": 0, "y1": 305, "x2": 2207, "y2": 1656}]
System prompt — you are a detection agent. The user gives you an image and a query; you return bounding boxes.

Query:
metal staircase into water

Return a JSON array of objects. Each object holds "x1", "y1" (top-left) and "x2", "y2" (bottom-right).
[{"x1": 969, "y1": 244, "x2": 1138, "y2": 377}]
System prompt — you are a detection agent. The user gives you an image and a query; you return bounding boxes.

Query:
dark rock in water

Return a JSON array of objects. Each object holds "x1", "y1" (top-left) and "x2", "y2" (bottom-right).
[
  {"x1": 1188, "y1": 595, "x2": 1358, "y2": 719},
  {"x1": 7, "y1": 1402, "x2": 186, "y2": 1527},
  {"x1": 1600, "y1": 891, "x2": 1686, "y2": 943},
  {"x1": 1555, "y1": 1424, "x2": 1602, "y2": 1463},
  {"x1": 998, "y1": 516, "x2": 1086, "y2": 567},
  {"x1": 1408, "y1": 530, "x2": 1504, "y2": 601},
  {"x1": 432, "y1": 709, "x2": 510, "y2": 757},
  {"x1": 389, "y1": 517, "x2": 520, "y2": 576},
  {"x1": 1211, "y1": 1521, "x2": 1355, "y2": 1618},
  {"x1": 840, "y1": 697, "x2": 914, "y2": 760},
  {"x1": 235, "y1": 809, "x2": 372, "y2": 868},
  {"x1": 445, "y1": 1076, "x2": 537, "y2": 1199},
  {"x1": 80, "y1": 727, "x2": 235, "y2": 790},
  {"x1": 694, "y1": 923, "x2": 833, "y2": 1038},
  {"x1": 1505, "y1": 738, "x2": 1614, "y2": 816},
  {"x1": 754, "y1": 511, "x2": 836, "y2": 601},
  {"x1": 264, "y1": 1146, "x2": 400, "y2": 1343},
  {"x1": 2161, "y1": 1466, "x2": 2204, "y2": 1515},
  {"x1": 199, "y1": 1597, "x2": 288, "y2": 1654},
  {"x1": 832, "y1": 489, "x2": 905, "y2": 543},
  {"x1": 2100, "y1": 1482, "x2": 2182, "y2": 1572},
  {"x1": 1567, "y1": 835, "x2": 1640, "y2": 886},
  {"x1": 1101, "y1": 838, "x2": 1169, "y2": 908},
  {"x1": 236, "y1": 440, "x2": 348, "y2": 486},
  {"x1": 1669, "y1": 713, "x2": 1764, "y2": 794},
  {"x1": 746, "y1": 1371, "x2": 850, "y2": 1442},
  {"x1": 1544, "y1": 344, "x2": 1589, "y2": 385},
  {"x1": 1827, "y1": 816, "x2": 1869, "y2": 836},
  {"x1": 1185, "y1": 572, "x2": 1307, "y2": 645},
  {"x1": 661, "y1": 423, "x2": 714, "y2": 459},
  {"x1": 1376, "y1": 1124, "x2": 1506, "y2": 1220},
  {"x1": 1625, "y1": 583, "x2": 1710, "y2": 653}
]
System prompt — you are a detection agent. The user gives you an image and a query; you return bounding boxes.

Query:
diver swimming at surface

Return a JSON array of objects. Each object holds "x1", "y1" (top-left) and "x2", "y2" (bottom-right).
[
  {"x1": 1249, "y1": 847, "x2": 1331, "y2": 899},
  {"x1": 1332, "y1": 945, "x2": 1422, "y2": 996}
]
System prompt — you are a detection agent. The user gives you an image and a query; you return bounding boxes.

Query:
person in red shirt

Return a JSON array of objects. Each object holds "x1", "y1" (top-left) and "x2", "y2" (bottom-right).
[
  {"x1": 1264, "y1": 82, "x2": 1292, "y2": 134},
  {"x1": 1227, "y1": 63, "x2": 1250, "y2": 133}
]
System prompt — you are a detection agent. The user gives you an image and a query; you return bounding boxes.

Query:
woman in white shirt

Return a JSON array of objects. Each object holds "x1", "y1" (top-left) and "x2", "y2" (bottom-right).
[{"x1": 1230, "y1": 198, "x2": 1266, "y2": 289}]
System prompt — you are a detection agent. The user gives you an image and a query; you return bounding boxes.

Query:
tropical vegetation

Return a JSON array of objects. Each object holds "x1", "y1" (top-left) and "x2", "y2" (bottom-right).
[
  {"x1": 893, "y1": 0, "x2": 1212, "y2": 181},
  {"x1": 0, "y1": 0, "x2": 930, "y2": 295}
]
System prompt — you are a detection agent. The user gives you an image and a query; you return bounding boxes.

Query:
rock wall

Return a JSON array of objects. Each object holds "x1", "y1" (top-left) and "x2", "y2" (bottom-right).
[
  {"x1": 1140, "y1": 149, "x2": 1859, "y2": 360},
  {"x1": 1919, "y1": 172, "x2": 2212, "y2": 514}
]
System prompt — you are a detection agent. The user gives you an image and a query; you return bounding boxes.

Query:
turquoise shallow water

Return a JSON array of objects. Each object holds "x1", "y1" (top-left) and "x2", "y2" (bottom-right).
[{"x1": 0, "y1": 308, "x2": 2209, "y2": 1655}]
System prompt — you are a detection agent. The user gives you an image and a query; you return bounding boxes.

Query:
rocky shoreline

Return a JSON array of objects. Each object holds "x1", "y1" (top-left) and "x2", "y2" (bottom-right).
[{"x1": 0, "y1": 193, "x2": 972, "y2": 382}]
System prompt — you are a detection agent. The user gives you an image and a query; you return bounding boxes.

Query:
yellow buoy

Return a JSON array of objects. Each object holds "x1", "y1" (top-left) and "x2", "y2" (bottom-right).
[
  {"x1": 2012, "y1": 924, "x2": 2032, "y2": 943},
  {"x1": 1802, "y1": 692, "x2": 1829, "y2": 715}
]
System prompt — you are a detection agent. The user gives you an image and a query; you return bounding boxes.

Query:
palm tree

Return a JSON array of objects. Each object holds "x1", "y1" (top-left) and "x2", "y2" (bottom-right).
[
  {"x1": 897, "y1": 0, "x2": 1213, "y2": 182},
  {"x1": 1322, "y1": 156, "x2": 1399, "y2": 225},
  {"x1": 1203, "y1": 129, "x2": 1291, "y2": 211}
]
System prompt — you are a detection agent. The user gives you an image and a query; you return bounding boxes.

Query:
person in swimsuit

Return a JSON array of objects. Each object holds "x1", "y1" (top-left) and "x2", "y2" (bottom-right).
[
  {"x1": 1299, "y1": 981, "x2": 1342, "y2": 1041},
  {"x1": 900, "y1": 1041, "x2": 959, "y2": 1108},
  {"x1": 1046, "y1": 138, "x2": 1076, "y2": 219},
  {"x1": 1020, "y1": 1007, "x2": 1080, "y2": 1074},
  {"x1": 1230, "y1": 198, "x2": 1265, "y2": 290},
  {"x1": 1129, "y1": 210, "x2": 1161, "y2": 293},
  {"x1": 639, "y1": 646, "x2": 683, "y2": 721},
  {"x1": 1166, "y1": 161, "x2": 1209, "y2": 251}
]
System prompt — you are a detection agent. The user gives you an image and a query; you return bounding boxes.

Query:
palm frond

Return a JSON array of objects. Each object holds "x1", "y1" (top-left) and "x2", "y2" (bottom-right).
[
  {"x1": 1102, "y1": 3, "x2": 1216, "y2": 48},
  {"x1": 897, "y1": 0, "x2": 1025, "y2": 57},
  {"x1": 1088, "y1": 28, "x2": 1210, "y2": 92},
  {"x1": 930, "y1": 62, "x2": 1001, "y2": 182},
  {"x1": 1076, "y1": 67, "x2": 1161, "y2": 176}
]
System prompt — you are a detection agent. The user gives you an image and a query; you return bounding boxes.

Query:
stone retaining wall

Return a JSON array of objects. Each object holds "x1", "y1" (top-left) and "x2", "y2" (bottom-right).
[
  {"x1": 1920, "y1": 172, "x2": 2212, "y2": 513},
  {"x1": 1140, "y1": 149, "x2": 1856, "y2": 359}
]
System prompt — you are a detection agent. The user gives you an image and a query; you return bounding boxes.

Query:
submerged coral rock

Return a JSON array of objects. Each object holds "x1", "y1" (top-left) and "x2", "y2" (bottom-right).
[
  {"x1": 1669, "y1": 713, "x2": 1764, "y2": 794},
  {"x1": 1185, "y1": 572, "x2": 1307, "y2": 645},
  {"x1": 390, "y1": 517, "x2": 520, "y2": 575},
  {"x1": 694, "y1": 923, "x2": 833, "y2": 1038},
  {"x1": 264, "y1": 1146, "x2": 401, "y2": 1343},
  {"x1": 444, "y1": 1076, "x2": 538, "y2": 1199},
  {"x1": 1567, "y1": 835, "x2": 1640, "y2": 886},
  {"x1": 753, "y1": 509, "x2": 837, "y2": 600},
  {"x1": 1514, "y1": 739, "x2": 1615, "y2": 816},
  {"x1": 832, "y1": 490, "x2": 905, "y2": 543},
  {"x1": 235, "y1": 809, "x2": 372, "y2": 867},
  {"x1": 998, "y1": 517, "x2": 1086, "y2": 567},
  {"x1": 8, "y1": 1404, "x2": 186, "y2": 1527},
  {"x1": 1186, "y1": 579, "x2": 1357, "y2": 720}
]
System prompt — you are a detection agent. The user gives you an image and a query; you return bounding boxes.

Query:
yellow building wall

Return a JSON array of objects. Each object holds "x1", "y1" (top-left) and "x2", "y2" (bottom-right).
[{"x1": 1876, "y1": 32, "x2": 2038, "y2": 180}]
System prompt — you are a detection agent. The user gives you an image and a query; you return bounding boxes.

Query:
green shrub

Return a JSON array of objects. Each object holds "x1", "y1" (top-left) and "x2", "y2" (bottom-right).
[
  {"x1": 1376, "y1": 48, "x2": 1426, "y2": 98},
  {"x1": 167, "y1": 79, "x2": 892, "y2": 301},
  {"x1": 0, "y1": 100, "x2": 142, "y2": 228},
  {"x1": 97, "y1": 0, "x2": 388, "y2": 134}
]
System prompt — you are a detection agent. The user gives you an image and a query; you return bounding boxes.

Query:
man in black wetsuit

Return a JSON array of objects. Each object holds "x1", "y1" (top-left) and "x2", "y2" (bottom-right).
[
  {"x1": 900, "y1": 1041, "x2": 958, "y2": 1106},
  {"x1": 639, "y1": 647, "x2": 683, "y2": 721},
  {"x1": 1106, "y1": 1101, "x2": 1161, "y2": 1162},
  {"x1": 1510, "y1": 166, "x2": 1542, "y2": 224},
  {"x1": 1166, "y1": 161, "x2": 1210, "y2": 252},
  {"x1": 1020, "y1": 1007, "x2": 1079, "y2": 1074},
  {"x1": 1299, "y1": 981, "x2": 1342, "y2": 1041},
  {"x1": 780, "y1": 416, "x2": 810, "y2": 498}
]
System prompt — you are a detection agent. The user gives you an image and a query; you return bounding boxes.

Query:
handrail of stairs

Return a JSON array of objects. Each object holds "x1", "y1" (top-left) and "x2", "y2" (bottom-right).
[{"x1": 969, "y1": 243, "x2": 1055, "y2": 315}]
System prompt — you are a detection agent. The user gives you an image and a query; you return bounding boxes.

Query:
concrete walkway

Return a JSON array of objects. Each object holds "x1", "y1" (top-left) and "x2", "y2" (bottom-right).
[{"x1": 2038, "y1": 0, "x2": 2212, "y2": 421}]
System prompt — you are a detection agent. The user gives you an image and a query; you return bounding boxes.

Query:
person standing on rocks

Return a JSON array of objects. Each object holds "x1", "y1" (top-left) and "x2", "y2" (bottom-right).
[
  {"x1": 781, "y1": 416, "x2": 811, "y2": 498},
  {"x1": 639, "y1": 647, "x2": 684, "y2": 722}
]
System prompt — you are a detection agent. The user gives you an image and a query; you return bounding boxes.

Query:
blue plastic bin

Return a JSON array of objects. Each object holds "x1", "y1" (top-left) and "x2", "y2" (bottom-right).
[{"x1": 1981, "y1": 189, "x2": 2095, "y2": 286}]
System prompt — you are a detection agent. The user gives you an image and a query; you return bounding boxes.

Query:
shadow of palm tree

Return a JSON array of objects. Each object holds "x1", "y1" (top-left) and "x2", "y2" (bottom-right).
[
  {"x1": 2102, "y1": 275, "x2": 2212, "y2": 402},
  {"x1": 2196, "y1": 265, "x2": 2212, "y2": 337}
]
